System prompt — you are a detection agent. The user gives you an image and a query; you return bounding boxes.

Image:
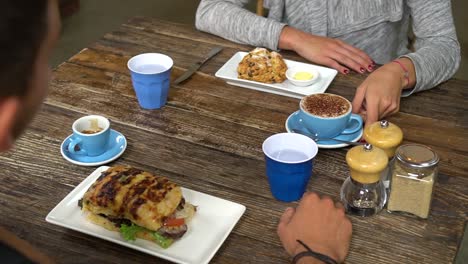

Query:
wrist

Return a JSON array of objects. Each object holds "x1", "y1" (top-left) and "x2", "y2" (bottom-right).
[
  {"x1": 392, "y1": 60, "x2": 410, "y2": 89},
  {"x1": 383, "y1": 62, "x2": 408, "y2": 90},
  {"x1": 294, "y1": 245, "x2": 338, "y2": 261},
  {"x1": 293, "y1": 242, "x2": 338, "y2": 264},
  {"x1": 278, "y1": 26, "x2": 303, "y2": 51},
  {"x1": 294, "y1": 246, "x2": 316, "y2": 263},
  {"x1": 296, "y1": 256, "x2": 326, "y2": 264}
]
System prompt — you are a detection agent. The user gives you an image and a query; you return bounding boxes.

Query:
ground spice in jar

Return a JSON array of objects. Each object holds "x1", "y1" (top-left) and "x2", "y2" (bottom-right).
[
  {"x1": 387, "y1": 163, "x2": 435, "y2": 218},
  {"x1": 387, "y1": 144, "x2": 439, "y2": 219}
]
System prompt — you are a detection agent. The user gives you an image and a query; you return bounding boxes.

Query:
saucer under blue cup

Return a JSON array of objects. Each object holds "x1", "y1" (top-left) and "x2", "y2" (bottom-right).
[
  {"x1": 61, "y1": 129, "x2": 127, "y2": 166},
  {"x1": 285, "y1": 111, "x2": 363, "y2": 149}
]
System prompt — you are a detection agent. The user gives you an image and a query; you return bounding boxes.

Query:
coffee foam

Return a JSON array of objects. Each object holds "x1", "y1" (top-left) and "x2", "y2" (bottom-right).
[{"x1": 301, "y1": 94, "x2": 350, "y2": 118}]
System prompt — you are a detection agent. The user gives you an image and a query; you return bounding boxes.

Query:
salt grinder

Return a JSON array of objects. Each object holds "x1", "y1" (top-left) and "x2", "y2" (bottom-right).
[
  {"x1": 363, "y1": 120, "x2": 403, "y2": 188},
  {"x1": 340, "y1": 144, "x2": 388, "y2": 217}
]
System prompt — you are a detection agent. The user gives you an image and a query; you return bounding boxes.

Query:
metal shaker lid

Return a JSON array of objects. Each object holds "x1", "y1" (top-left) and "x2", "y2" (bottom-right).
[{"x1": 396, "y1": 144, "x2": 439, "y2": 168}]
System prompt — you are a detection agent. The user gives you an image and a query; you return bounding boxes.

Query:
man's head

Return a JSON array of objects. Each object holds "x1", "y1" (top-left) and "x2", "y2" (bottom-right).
[{"x1": 0, "y1": 0, "x2": 60, "y2": 151}]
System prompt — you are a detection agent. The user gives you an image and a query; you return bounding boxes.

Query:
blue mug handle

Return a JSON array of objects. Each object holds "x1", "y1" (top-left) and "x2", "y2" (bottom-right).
[
  {"x1": 68, "y1": 137, "x2": 87, "y2": 155},
  {"x1": 341, "y1": 114, "x2": 363, "y2": 135}
]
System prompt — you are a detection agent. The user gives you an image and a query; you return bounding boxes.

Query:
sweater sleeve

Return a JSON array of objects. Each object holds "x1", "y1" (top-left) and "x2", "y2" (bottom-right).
[
  {"x1": 195, "y1": 0, "x2": 287, "y2": 50},
  {"x1": 400, "y1": 0, "x2": 461, "y2": 96}
]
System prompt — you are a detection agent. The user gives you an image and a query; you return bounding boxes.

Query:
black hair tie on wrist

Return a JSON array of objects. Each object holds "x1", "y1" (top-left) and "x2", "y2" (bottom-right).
[{"x1": 292, "y1": 240, "x2": 339, "y2": 264}]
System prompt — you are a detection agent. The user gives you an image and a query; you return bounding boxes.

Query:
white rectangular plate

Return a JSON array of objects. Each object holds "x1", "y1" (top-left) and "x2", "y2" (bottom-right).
[
  {"x1": 46, "y1": 166, "x2": 246, "y2": 264},
  {"x1": 215, "y1": 51, "x2": 338, "y2": 99}
]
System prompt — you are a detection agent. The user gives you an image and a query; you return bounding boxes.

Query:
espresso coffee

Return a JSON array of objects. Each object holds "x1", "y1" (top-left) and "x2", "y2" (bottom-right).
[
  {"x1": 301, "y1": 94, "x2": 350, "y2": 117},
  {"x1": 81, "y1": 128, "x2": 103, "y2": 134}
]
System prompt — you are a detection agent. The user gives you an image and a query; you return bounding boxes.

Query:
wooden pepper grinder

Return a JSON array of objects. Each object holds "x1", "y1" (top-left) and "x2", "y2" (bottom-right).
[
  {"x1": 363, "y1": 120, "x2": 403, "y2": 188},
  {"x1": 340, "y1": 144, "x2": 388, "y2": 217}
]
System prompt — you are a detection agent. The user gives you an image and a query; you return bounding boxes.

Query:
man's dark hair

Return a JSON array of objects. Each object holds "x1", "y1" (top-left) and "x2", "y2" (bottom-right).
[{"x1": 0, "y1": 0, "x2": 49, "y2": 97}]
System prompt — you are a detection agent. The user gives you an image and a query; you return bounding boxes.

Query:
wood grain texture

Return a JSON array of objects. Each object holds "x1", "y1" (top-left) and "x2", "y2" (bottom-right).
[{"x1": 1, "y1": 17, "x2": 467, "y2": 264}]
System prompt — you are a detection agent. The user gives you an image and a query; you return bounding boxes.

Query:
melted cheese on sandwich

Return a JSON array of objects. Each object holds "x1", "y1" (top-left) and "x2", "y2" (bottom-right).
[{"x1": 82, "y1": 166, "x2": 182, "y2": 231}]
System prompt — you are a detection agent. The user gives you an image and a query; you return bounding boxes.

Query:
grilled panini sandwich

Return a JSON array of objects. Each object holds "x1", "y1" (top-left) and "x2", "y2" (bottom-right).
[{"x1": 79, "y1": 166, "x2": 196, "y2": 248}]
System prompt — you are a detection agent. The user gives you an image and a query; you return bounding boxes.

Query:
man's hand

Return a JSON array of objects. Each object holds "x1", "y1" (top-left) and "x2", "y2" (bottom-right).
[
  {"x1": 277, "y1": 192, "x2": 352, "y2": 263},
  {"x1": 279, "y1": 26, "x2": 374, "y2": 75}
]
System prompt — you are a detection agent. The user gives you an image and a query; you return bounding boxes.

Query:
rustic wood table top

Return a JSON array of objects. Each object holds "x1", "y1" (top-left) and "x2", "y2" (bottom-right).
[{"x1": 1, "y1": 17, "x2": 467, "y2": 264}]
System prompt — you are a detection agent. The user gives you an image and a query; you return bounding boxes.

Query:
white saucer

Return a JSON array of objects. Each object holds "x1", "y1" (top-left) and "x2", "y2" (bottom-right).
[
  {"x1": 60, "y1": 129, "x2": 127, "y2": 166},
  {"x1": 285, "y1": 111, "x2": 363, "y2": 149}
]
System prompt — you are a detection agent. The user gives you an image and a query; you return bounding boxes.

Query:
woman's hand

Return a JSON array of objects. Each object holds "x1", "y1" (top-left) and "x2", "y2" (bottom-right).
[
  {"x1": 279, "y1": 26, "x2": 374, "y2": 74},
  {"x1": 352, "y1": 62, "x2": 407, "y2": 125},
  {"x1": 277, "y1": 192, "x2": 352, "y2": 263}
]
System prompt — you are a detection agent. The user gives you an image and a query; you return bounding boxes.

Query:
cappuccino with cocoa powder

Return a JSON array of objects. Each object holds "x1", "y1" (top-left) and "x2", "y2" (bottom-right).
[{"x1": 301, "y1": 94, "x2": 350, "y2": 118}]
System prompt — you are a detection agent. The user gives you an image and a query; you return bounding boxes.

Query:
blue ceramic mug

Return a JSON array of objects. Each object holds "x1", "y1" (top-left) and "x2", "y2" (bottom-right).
[
  {"x1": 299, "y1": 93, "x2": 363, "y2": 139},
  {"x1": 68, "y1": 115, "x2": 111, "y2": 157},
  {"x1": 127, "y1": 53, "x2": 173, "y2": 109},
  {"x1": 262, "y1": 133, "x2": 318, "y2": 202}
]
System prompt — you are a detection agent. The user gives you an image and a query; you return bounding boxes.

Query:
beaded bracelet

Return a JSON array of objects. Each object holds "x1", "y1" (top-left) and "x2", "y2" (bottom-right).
[
  {"x1": 392, "y1": 60, "x2": 409, "y2": 88},
  {"x1": 292, "y1": 240, "x2": 339, "y2": 264}
]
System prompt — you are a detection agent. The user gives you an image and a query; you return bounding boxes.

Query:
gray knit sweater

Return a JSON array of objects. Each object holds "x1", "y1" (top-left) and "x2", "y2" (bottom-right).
[{"x1": 195, "y1": 0, "x2": 460, "y2": 96}]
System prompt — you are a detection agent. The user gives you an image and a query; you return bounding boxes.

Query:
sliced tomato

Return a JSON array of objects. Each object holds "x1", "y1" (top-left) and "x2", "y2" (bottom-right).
[{"x1": 164, "y1": 218, "x2": 185, "y2": 227}]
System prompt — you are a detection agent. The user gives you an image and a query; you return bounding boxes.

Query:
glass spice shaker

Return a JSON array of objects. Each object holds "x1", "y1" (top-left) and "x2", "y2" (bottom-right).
[
  {"x1": 363, "y1": 120, "x2": 403, "y2": 189},
  {"x1": 340, "y1": 144, "x2": 388, "y2": 217},
  {"x1": 387, "y1": 144, "x2": 439, "y2": 219},
  {"x1": 387, "y1": 144, "x2": 439, "y2": 218}
]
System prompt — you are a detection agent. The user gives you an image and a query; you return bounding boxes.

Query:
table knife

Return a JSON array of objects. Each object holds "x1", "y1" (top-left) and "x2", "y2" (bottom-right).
[{"x1": 174, "y1": 46, "x2": 223, "y2": 85}]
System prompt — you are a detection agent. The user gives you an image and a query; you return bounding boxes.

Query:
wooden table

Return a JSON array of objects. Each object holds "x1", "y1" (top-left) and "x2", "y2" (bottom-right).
[{"x1": 1, "y1": 17, "x2": 467, "y2": 263}]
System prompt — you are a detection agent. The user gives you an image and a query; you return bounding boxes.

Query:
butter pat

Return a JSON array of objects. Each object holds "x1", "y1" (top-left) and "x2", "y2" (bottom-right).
[
  {"x1": 286, "y1": 67, "x2": 320, "y2": 87},
  {"x1": 294, "y1": 71, "x2": 313, "y2": 80}
]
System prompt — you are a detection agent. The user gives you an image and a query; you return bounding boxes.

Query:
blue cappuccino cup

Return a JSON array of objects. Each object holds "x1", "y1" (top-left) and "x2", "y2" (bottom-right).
[
  {"x1": 262, "y1": 133, "x2": 318, "y2": 202},
  {"x1": 127, "y1": 53, "x2": 173, "y2": 109},
  {"x1": 68, "y1": 115, "x2": 111, "y2": 157},
  {"x1": 299, "y1": 93, "x2": 362, "y2": 139}
]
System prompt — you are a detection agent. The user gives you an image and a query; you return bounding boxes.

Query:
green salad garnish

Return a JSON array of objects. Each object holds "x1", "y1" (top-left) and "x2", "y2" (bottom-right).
[{"x1": 120, "y1": 223, "x2": 144, "y2": 241}]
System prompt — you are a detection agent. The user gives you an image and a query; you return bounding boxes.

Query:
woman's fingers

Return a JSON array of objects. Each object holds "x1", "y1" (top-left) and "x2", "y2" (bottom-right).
[
  {"x1": 332, "y1": 44, "x2": 373, "y2": 73},
  {"x1": 290, "y1": 32, "x2": 373, "y2": 74},
  {"x1": 380, "y1": 100, "x2": 400, "y2": 119},
  {"x1": 352, "y1": 84, "x2": 367, "y2": 114},
  {"x1": 365, "y1": 96, "x2": 401, "y2": 125},
  {"x1": 354, "y1": 88, "x2": 400, "y2": 125},
  {"x1": 318, "y1": 57, "x2": 350, "y2": 74},
  {"x1": 364, "y1": 98, "x2": 380, "y2": 126},
  {"x1": 326, "y1": 39, "x2": 374, "y2": 73},
  {"x1": 329, "y1": 51, "x2": 365, "y2": 74},
  {"x1": 337, "y1": 40, "x2": 374, "y2": 70}
]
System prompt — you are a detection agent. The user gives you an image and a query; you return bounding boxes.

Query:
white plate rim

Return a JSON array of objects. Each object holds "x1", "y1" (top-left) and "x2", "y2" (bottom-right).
[
  {"x1": 45, "y1": 166, "x2": 246, "y2": 264},
  {"x1": 215, "y1": 51, "x2": 338, "y2": 98}
]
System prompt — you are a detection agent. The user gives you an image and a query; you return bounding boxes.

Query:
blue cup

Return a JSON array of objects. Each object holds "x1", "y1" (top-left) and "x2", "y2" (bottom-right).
[
  {"x1": 127, "y1": 53, "x2": 174, "y2": 109},
  {"x1": 262, "y1": 133, "x2": 318, "y2": 202},
  {"x1": 68, "y1": 115, "x2": 111, "y2": 157},
  {"x1": 299, "y1": 93, "x2": 362, "y2": 138}
]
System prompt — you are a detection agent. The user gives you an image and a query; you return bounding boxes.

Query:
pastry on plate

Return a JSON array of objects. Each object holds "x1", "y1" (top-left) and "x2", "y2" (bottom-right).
[
  {"x1": 237, "y1": 47, "x2": 287, "y2": 83},
  {"x1": 79, "y1": 165, "x2": 196, "y2": 248}
]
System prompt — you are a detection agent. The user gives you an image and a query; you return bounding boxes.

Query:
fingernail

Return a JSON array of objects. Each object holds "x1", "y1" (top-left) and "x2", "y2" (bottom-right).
[
  {"x1": 360, "y1": 67, "x2": 365, "y2": 73},
  {"x1": 368, "y1": 65, "x2": 373, "y2": 71},
  {"x1": 343, "y1": 69, "x2": 349, "y2": 74}
]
